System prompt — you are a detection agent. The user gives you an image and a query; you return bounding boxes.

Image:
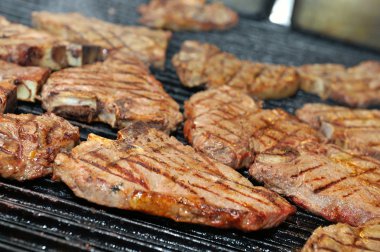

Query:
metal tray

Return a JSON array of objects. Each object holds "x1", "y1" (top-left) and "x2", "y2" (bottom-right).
[{"x1": 1, "y1": 0, "x2": 380, "y2": 251}]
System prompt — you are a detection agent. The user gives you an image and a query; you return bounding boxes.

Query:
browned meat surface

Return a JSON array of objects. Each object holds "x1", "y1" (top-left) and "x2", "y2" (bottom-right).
[
  {"x1": 0, "y1": 16, "x2": 103, "y2": 70},
  {"x1": 298, "y1": 61, "x2": 380, "y2": 107},
  {"x1": 0, "y1": 113, "x2": 79, "y2": 181},
  {"x1": 139, "y1": 0, "x2": 238, "y2": 31},
  {"x1": 302, "y1": 218, "x2": 380, "y2": 252},
  {"x1": 53, "y1": 123, "x2": 295, "y2": 231},
  {"x1": 0, "y1": 60, "x2": 50, "y2": 102},
  {"x1": 0, "y1": 80, "x2": 17, "y2": 113},
  {"x1": 172, "y1": 41, "x2": 300, "y2": 99},
  {"x1": 32, "y1": 12, "x2": 172, "y2": 69},
  {"x1": 297, "y1": 103, "x2": 380, "y2": 160},
  {"x1": 184, "y1": 86, "x2": 322, "y2": 169},
  {"x1": 41, "y1": 55, "x2": 182, "y2": 133}
]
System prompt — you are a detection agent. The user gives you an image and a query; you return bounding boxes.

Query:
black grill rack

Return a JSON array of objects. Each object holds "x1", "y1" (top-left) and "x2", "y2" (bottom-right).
[{"x1": 1, "y1": 0, "x2": 380, "y2": 251}]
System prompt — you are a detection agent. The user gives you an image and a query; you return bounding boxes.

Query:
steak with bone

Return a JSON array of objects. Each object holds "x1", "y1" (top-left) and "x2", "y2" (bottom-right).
[
  {"x1": 53, "y1": 123, "x2": 295, "y2": 231},
  {"x1": 0, "y1": 80, "x2": 17, "y2": 113},
  {"x1": 172, "y1": 40, "x2": 300, "y2": 99},
  {"x1": 0, "y1": 113, "x2": 79, "y2": 181},
  {"x1": 138, "y1": 0, "x2": 238, "y2": 31},
  {"x1": 32, "y1": 12, "x2": 172, "y2": 69}
]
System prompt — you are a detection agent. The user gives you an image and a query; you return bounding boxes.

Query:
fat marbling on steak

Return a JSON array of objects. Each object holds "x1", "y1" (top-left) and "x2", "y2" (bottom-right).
[
  {"x1": 172, "y1": 40, "x2": 300, "y2": 99},
  {"x1": 139, "y1": 0, "x2": 238, "y2": 31},
  {"x1": 297, "y1": 103, "x2": 380, "y2": 160},
  {"x1": 53, "y1": 123, "x2": 295, "y2": 231},
  {"x1": 32, "y1": 12, "x2": 172, "y2": 69},
  {"x1": 41, "y1": 53, "x2": 182, "y2": 133},
  {"x1": 0, "y1": 80, "x2": 17, "y2": 113},
  {"x1": 0, "y1": 113, "x2": 79, "y2": 181}
]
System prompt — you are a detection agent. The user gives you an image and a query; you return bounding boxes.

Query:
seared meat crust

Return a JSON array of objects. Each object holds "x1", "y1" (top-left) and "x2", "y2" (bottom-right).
[{"x1": 0, "y1": 80, "x2": 17, "y2": 113}]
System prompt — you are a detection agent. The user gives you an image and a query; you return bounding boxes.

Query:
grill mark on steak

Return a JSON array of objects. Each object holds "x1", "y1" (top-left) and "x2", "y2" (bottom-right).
[{"x1": 290, "y1": 164, "x2": 324, "y2": 178}]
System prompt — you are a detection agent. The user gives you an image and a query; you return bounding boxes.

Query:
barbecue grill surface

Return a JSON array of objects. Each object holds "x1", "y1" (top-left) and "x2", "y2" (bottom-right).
[{"x1": 1, "y1": 0, "x2": 380, "y2": 251}]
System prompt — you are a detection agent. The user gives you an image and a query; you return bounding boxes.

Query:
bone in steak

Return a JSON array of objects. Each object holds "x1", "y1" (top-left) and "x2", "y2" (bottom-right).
[
  {"x1": 0, "y1": 80, "x2": 17, "y2": 113},
  {"x1": 0, "y1": 113, "x2": 79, "y2": 181},
  {"x1": 53, "y1": 123, "x2": 295, "y2": 231},
  {"x1": 138, "y1": 0, "x2": 238, "y2": 31}
]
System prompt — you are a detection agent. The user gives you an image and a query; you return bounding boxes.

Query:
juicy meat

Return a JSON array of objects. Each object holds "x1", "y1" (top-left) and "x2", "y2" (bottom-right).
[
  {"x1": 41, "y1": 54, "x2": 182, "y2": 133},
  {"x1": 0, "y1": 60, "x2": 50, "y2": 102},
  {"x1": 172, "y1": 41, "x2": 300, "y2": 99},
  {"x1": 0, "y1": 80, "x2": 17, "y2": 113},
  {"x1": 297, "y1": 103, "x2": 380, "y2": 160},
  {"x1": 298, "y1": 61, "x2": 380, "y2": 107},
  {"x1": 184, "y1": 86, "x2": 322, "y2": 169},
  {"x1": 302, "y1": 218, "x2": 380, "y2": 252},
  {"x1": 0, "y1": 113, "x2": 79, "y2": 181},
  {"x1": 138, "y1": 0, "x2": 238, "y2": 31},
  {"x1": 32, "y1": 12, "x2": 172, "y2": 69},
  {"x1": 250, "y1": 142, "x2": 380, "y2": 226},
  {"x1": 0, "y1": 16, "x2": 103, "y2": 70},
  {"x1": 53, "y1": 123, "x2": 295, "y2": 231}
]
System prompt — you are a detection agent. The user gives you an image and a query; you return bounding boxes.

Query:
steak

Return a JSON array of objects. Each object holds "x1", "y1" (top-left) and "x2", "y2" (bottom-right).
[
  {"x1": 41, "y1": 54, "x2": 182, "y2": 133},
  {"x1": 138, "y1": 0, "x2": 238, "y2": 31},
  {"x1": 298, "y1": 61, "x2": 380, "y2": 107},
  {"x1": 296, "y1": 103, "x2": 380, "y2": 160},
  {"x1": 172, "y1": 41, "x2": 300, "y2": 99},
  {"x1": 0, "y1": 80, "x2": 17, "y2": 113},
  {"x1": 0, "y1": 113, "x2": 79, "y2": 181},
  {"x1": 184, "y1": 86, "x2": 322, "y2": 169},
  {"x1": 0, "y1": 60, "x2": 50, "y2": 102},
  {"x1": 302, "y1": 218, "x2": 380, "y2": 252},
  {"x1": 0, "y1": 16, "x2": 103, "y2": 70},
  {"x1": 53, "y1": 123, "x2": 295, "y2": 231},
  {"x1": 32, "y1": 12, "x2": 172, "y2": 69}
]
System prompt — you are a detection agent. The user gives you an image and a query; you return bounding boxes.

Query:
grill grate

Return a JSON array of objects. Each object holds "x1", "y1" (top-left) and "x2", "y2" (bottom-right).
[{"x1": 1, "y1": 0, "x2": 380, "y2": 251}]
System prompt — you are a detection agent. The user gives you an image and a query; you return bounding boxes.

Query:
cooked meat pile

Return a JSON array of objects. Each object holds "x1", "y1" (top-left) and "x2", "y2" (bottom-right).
[
  {"x1": 0, "y1": 16, "x2": 103, "y2": 70},
  {"x1": 297, "y1": 103, "x2": 380, "y2": 160},
  {"x1": 172, "y1": 41, "x2": 300, "y2": 99},
  {"x1": 184, "y1": 86, "x2": 321, "y2": 169},
  {"x1": 0, "y1": 80, "x2": 17, "y2": 113},
  {"x1": 41, "y1": 54, "x2": 182, "y2": 133},
  {"x1": 0, "y1": 60, "x2": 50, "y2": 102},
  {"x1": 302, "y1": 218, "x2": 380, "y2": 252},
  {"x1": 53, "y1": 123, "x2": 295, "y2": 231},
  {"x1": 298, "y1": 61, "x2": 380, "y2": 107},
  {"x1": 138, "y1": 0, "x2": 238, "y2": 31},
  {"x1": 32, "y1": 12, "x2": 172, "y2": 69},
  {"x1": 0, "y1": 113, "x2": 79, "y2": 181}
]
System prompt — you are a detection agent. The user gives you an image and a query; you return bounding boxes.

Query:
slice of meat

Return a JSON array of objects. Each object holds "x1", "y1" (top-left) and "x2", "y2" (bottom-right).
[
  {"x1": 0, "y1": 60, "x2": 50, "y2": 102},
  {"x1": 250, "y1": 142, "x2": 380, "y2": 226},
  {"x1": 172, "y1": 41, "x2": 300, "y2": 99},
  {"x1": 0, "y1": 80, "x2": 17, "y2": 113},
  {"x1": 32, "y1": 12, "x2": 172, "y2": 69},
  {"x1": 41, "y1": 55, "x2": 182, "y2": 133},
  {"x1": 296, "y1": 103, "x2": 380, "y2": 160},
  {"x1": 0, "y1": 113, "x2": 79, "y2": 181},
  {"x1": 53, "y1": 123, "x2": 295, "y2": 231},
  {"x1": 138, "y1": 0, "x2": 238, "y2": 31},
  {"x1": 184, "y1": 86, "x2": 322, "y2": 169},
  {"x1": 301, "y1": 218, "x2": 380, "y2": 252},
  {"x1": 298, "y1": 61, "x2": 380, "y2": 107},
  {"x1": 0, "y1": 16, "x2": 103, "y2": 70}
]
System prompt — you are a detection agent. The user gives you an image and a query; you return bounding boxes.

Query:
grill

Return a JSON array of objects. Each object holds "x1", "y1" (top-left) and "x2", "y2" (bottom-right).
[{"x1": 1, "y1": 0, "x2": 380, "y2": 251}]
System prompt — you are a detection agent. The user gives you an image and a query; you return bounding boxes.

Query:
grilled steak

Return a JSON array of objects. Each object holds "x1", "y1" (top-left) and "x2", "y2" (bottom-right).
[
  {"x1": 32, "y1": 12, "x2": 172, "y2": 69},
  {"x1": 184, "y1": 86, "x2": 322, "y2": 169},
  {"x1": 41, "y1": 54, "x2": 182, "y2": 133},
  {"x1": 297, "y1": 103, "x2": 380, "y2": 160},
  {"x1": 298, "y1": 61, "x2": 380, "y2": 107},
  {"x1": 53, "y1": 123, "x2": 295, "y2": 231},
  {"x1": 138, "y1": 0, "x2": 238, "y2": 31},
  {"x1": 0, "y1": 80, "x2": 17, "y2": 113},
  {"x1": 302, "y1": 218, "x2": 380, "y2": 252},
  {"x1": 0, "y1": 113, "x2": 79, "y2": 181},
  {"x1": 0, "y1": 60, "x2": 50, "y2": 102},
  {"x1": 0, "y1": 16, "x2": 103, "y2": 70},
  {"x1": 172, "y1": 41, "x2": 300, "y2": 99}
]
